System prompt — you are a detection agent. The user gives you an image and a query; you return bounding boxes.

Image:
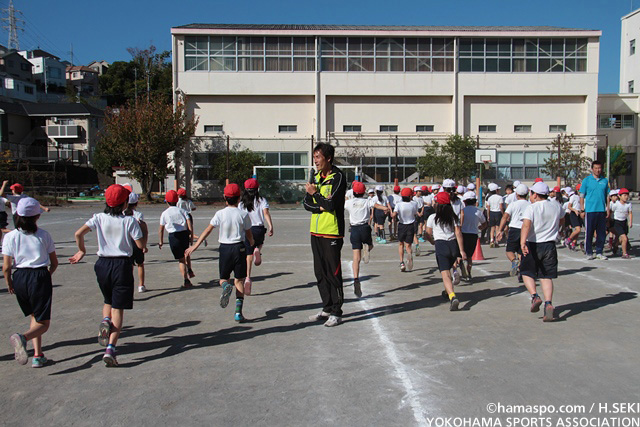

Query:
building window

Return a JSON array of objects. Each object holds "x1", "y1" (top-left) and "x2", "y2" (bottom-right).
[
  {"x1": 629, "y1": 80, "x2": 635, "y2": 93},
  {"x1": 514, "y1": 125, "x2": 532, "y2": 133},
  {"x1": 278, "y1": 125, "x2": 297, "y2": 133},
  {"x1": 336, "y1": 155, "x2": 417, "y2": 183},
  {"x1": 598, "y1": 114, "x2": 634, "y2": 129},
  {"x1": 343, "y1": 125, "x2": 362, "y2": 132},
  {"x1": 204, "y1": 125, "x2": 223, "y2": 133},
  {"x1": 631, "y1": 39, "x2": 636, "y2": 56},
  {"x1": 479, "y1": 125, "x2": 497, "y2": 132},
  {"x1": 491, "y1": 151, "x2": 552, "y2": 180},
  {"x1": 549, "y1": 125, "x2": 567, "y2": 133},
  {"x1": 379, "y1": 125, "x2": 398, "y2": 132},
  {"x1": 416, "y1": 125, "x2": 434, "y2": 132},
  {"x1": 259, "y1": 151, "x2": 309, "y2": 180},
  {"x1": 24, "y1": 86, "x2": 34, "y2": 94}
]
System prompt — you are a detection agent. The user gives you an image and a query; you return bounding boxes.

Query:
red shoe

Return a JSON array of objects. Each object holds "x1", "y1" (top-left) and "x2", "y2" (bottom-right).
[
  {"x1": 530, "y1": 295, "x2": 542, "y2": 313},
  {"x1": 253, "y1": 247, "x2": 262, "y2": 266},
  {"x1": 244, "y1": 277, "x2": 252, "y2": 296}
]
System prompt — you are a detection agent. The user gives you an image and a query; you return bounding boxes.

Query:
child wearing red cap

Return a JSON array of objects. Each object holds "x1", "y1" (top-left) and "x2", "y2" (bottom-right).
[
  {"x1": 4, "y1": 197, "x2": 58, "y2": 367},
  {"x1": 0, "y1": 180, "x2": 50, "y2": 228},
  {"x1": 159, "y1": 190, "x2": 194, "y2": 288},
  {"x1": 185, "y1": 183, "x2": 254, "y2": 322},
  {"x1": 391, "y1": 188, "x2": 418, "y2": 272},
  {"x1": 611, "y1": 188, "x2": 633, "y2": 258},
  {"x1": 238, "y1": 178, "x2": 274, "y2": 294},
  {"x1": 124, "y1": 192, "x2": 148, "y2": 292},
  {"x1": 388, "y1": 185, "x2": 402, "y2": 240},
  {"x1": 176, "y1": 188, "x2": 201, "y2": 250},
  {"x1": 69, "y1": 184, "x2": 145, "y2": 366}
]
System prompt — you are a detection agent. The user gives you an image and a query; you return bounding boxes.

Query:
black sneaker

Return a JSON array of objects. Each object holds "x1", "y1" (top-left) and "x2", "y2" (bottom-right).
[
  {"x1": 449, "y1": 297, "x2": 459, "y2": 311},
  {"x1": 543, "y1": 303, "x2": 555, "y2": 322},
  {"x1": 353, "y1": 280, "x2": 362, "y2": 298},
  {"x1": 441, "y1": 290, "x2": 449, "y2": 301}
]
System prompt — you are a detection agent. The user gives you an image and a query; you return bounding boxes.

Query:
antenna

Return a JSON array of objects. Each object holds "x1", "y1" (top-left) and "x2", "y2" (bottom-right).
[
  {"x1": 69, "y1": 43, "x2": 74, "y2": 65},
  {"x1": 1, "y1": 0, "x2": 24, "y2": 50}
]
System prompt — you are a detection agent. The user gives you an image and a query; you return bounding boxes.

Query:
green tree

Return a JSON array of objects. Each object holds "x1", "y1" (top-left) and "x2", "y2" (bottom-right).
[
  {"x1": 541, "y1": 133, "x2": 591, "y2": 185},
  {"x1": 417, "y1": 141, "x2": 446, "y2": 181},
  {"x1": 209, "y1": 147, "x2": 266, "y2": 187},
  {"x1": 417, "y1": 135, "x2": 476, "y2": 182},
  {"x1": 95, "y1": 95, "x2": 198, "y2": 200},
  {"x1": 609, "y1": 145, "x2": 628, "y2": 188}
]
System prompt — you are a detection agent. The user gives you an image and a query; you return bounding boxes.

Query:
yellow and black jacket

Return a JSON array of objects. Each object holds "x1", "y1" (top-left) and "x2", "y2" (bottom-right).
[{"x1": 303, "y1": 165, "x2": 346, "y2": 238}]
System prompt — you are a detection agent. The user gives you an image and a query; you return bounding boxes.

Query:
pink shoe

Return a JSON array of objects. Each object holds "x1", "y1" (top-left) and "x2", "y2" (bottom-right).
[
  {"x1": 244, "y1": 277, "x2": 252, "y2": 296},
  {"x1": 253, "y1": 247, "x2": 262, "y2": 266}
]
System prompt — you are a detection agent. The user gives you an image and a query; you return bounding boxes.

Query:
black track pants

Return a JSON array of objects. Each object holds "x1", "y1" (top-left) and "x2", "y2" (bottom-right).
[{"x1": 310, "y1": 235, "x2": 344, "y2": 317}]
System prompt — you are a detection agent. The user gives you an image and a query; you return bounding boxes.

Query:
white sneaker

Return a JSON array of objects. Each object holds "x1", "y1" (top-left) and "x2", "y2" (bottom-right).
[
  {"x1": 595, "y1": 254, "x2": 608, "y2": 260},
  {"x1": 362, "y1": 244, "x2": 371, "y2": 264},
  {"x1": 452, "y1": 268, "x2": 461, "y2": 286},
  {"x1": 406, "y1": 254, "x2": 413, "y2": 271},
  {"x1": 308, "y1": 311, "x2": 330, "y2": 321},
  {"x1": 324, "y1": 315, "x2": 342, "y2": 327},
  {"x1": 138, "y1": 285, "x2": 146, "y2": 293}
]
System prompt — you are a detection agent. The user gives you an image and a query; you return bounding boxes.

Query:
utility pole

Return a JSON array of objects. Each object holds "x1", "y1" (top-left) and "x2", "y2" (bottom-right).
[
  {"x1": 69, "y1": 44, "x2": 74, "y2": 66},
  {"x1": 2, "y1": 0, "x2": 23, "y2": 50}
]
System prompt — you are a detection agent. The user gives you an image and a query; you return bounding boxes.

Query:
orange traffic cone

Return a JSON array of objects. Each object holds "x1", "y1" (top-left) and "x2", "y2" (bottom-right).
[{"x1": 472, "y1": 238, "x2": 485, "y2": 261}]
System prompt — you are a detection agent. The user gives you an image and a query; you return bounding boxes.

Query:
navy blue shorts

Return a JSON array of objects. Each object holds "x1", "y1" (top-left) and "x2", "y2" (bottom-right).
[
  {"x1": 462, "y1": 233, "x2": 477, "y2": 259},
  {"x1": 0, "y1": 211, "x2": 8, "y2": 228},
  {"x1": 95, "y1": 257, "x2": 134, "y2": 309},
  {"x1": 569, "y1": 212, "x2": 583, "y2": 228},
  {"x1": 423, "y1": 206, "x2": 435, "y2": 221},
  {"x1": 613, "y1": 219, "x2": 629, "y2": 236},
  {"x1": 374, "y1": 209, "x2": 386, "y2": 225},
  {"x1": 397, "y1": 222, "x2": 415, "y2": 244},
  {"x1": 245, "y1": 225, "x2": 266, "y2": 253},
  {"x1": 131, "y1": 245, "x2": 144, "y2": 266},
  {"x1": 169, "y1": 230, "x2": 190, "y2": 260},
  {"x1": 13, "y1": 267, "x2": 52, "y2": 321},
  {"x1": 350, "y1": 224, "x2": 373, "y2": 250},
  {"x1": 489, "y1": 211, "x2": 502, "y2": 227},
  {"x1": 435, "y1": 239, "x2": 461, "y2": 271},
  {"x1": 505, "y1": 227, "x2": 522, "y2": 254},
  {"x1": 520, "y1": 241, "x2": 558, "y2": 280},
  {"x1": 219, "y1": 242, "x2": 247, "y2": 280}
]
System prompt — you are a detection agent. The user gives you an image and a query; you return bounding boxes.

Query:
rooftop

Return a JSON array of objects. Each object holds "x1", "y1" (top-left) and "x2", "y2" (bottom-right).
[{"x1": 174, "y1": 24, "x2": 596, "y2": 32}]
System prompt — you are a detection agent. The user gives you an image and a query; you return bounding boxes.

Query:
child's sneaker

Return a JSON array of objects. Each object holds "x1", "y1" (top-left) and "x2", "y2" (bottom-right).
[
  {"x1": 418, "y1": 237, "x2": 426, "y2": 243},
  {"x1": 595, "y1": 254, "x2": 608, "y2": 260},
  {"x1": 98, "y1": 319, "x2": 111, "y2": 347},
  {"x1": 362, "y1": 244, "x2": 371, "y2": 264},
  {"x1": 138, "y1": 285, "x2": 146, "y2": 293},
  {"x1": 243, "y1": 277, "x2": 252, "y2": 296},
  {"x1": 253, "y1": 247, "x2": 262, "y2": 266},
  {"x1": 509, "y1": 259, "x2": 519, "y2": 277},
  {"x1": 400, "y1": 262, "x2": 406, "y2": 272},
  {"x1": 415, "y1": 244, "x2": 420, "y2": 256},
  {"x1": 452, "y1": 268, "x2": 461, "y2": 286},
  {"x1": 621, "y1": 254, "x2": 632, "y2": 259},
  {"x1": 379, "y1": 238, "x2": 387, "y2": 244},
  {"x1": 543, "y1": 303, "x2": 555, "y2": 322},
  {"x1": 324, "y1": 315, "x2": 342, "y2": 327},
  {"x1": 103, "y1": 347, "x2": 118, "y2": 367},
  {"x1": 460, "y1": 265, "x2": 469, "y2": 280},
  {"x1": 353, "y1": 279, "x2": 362, "y2": 298},
  {"x1": 220, "y1": 282, "x2": 233, "y2": 308},
  {"x1": 407, "y1": 254, "x2": 413, "y2": 271},
  {"x1": 530, "y1": 295, "x2": 543, "y2": 312},
  {"x1": 234, "y1": 312, "x2": 245, "y2": 322},
  {"x1": 308, "y1": 311, "x2": 330, "y2": 321},
  {"x1": 449, "y1": 297, "x2": 459, "y2": 311},
  {"x1": 32, "y1": 354, "x2": 48, "y2": 368},
  {"x1": 9, "y1": 333, "x2": 28, "y2": 365},
  {"x1": 183, "y1": 278, "x2": 193, "y2": 288},
  {"x1": 188, "y1": 268, "x2": 195, "y2": 278}
]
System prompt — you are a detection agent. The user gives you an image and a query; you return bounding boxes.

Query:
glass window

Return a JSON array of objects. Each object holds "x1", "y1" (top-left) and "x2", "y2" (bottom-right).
[
  {"x1": 549, "y1": 125, "x2": 567, "y2": 133},
  {"x1": 497, "y1": 152, "x2": 511, "y2": 165},
  {"x1": 524, "y1": 152, "x2": 538, "y2": 165},
  {"x1": 278, "y1": 125, "x2": 297, "y2": 133},
  {"x1": 629, "y1": 80, "x2": 635, "y2": 93},
  {"x1": 538, "y1": 152, "x2": 551, "y2": 164},
  {"x1": 194, "y1": 153, "x2": 209, "y2": 166},
  {"x1": 497, "y1": 166, "x2": 510, "y2": 180},
  {"x1": 265, "y1": 152, "x2": 279, "y2": 165},
  {"x1": 343, "y1": 125, "x2": 362, "y2": 132},
  {"x1": 380, "y1": 125, "x2": 398, "y2": 132},
  {"x1": 281, "y1": 152, "x2": 294, "y2": 165},
  {"x1": 511, "y1": 152, "x2": 524, "y2": 164},
  {"x1": 514, "y1": 125, "x2": 532, "y2": 133},
  {"x1": 631, "y1": 39, "x2": 636, "y2": 56},
  {"x1": 623, "y1": 114, "x2": 634, "y2": 129},
  {"x1": 525, "y1": 167, "x2": 539, "y2": 180},
  {"x1": 511, "y1": 167, "x2": 524, "y2": 179},
  {"x1": 204, "y1": 125, "x2": 223, "y2": 133},
  {"x1": 416, "y1": 125, "x2": 434, "y2": 132},
  {"x1": 479, "y1": 125, "x2": 496, "y2": 132}
]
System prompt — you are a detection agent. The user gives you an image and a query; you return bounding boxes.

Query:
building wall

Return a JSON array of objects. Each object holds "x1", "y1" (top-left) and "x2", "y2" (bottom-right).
[
  {"x1": 28, "y1": 57, "x2": 67, "y2": 88},
  {"x1": 620, "y1": 9, "x2": 640, "y2": 93}
]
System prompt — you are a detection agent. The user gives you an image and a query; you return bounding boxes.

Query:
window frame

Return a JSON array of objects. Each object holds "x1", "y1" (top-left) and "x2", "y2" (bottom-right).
[
  {"x1": 416, "y1": 125, "x2": 435, "y2": 132},
  {"x1": 343, "y1": 125, "x2": 362, "y2": 132},
  {"x1": 379, "y1": 125, "x2": 398, "y2": 132},
  {"x1": 478, "y1": 125, "x2": 497, "y2": 133},
  {"x1": 514, "y1": 125, "x2": 532, "y2": 133},
  {"x1": 204, "y1": 125, "x2": 224, "y2": 133},
  {"x1": 278, "y1": 125, "x2": 298, "y2": 133},
  {"x1": 549, "y1": 124, "x2": 567, "y2": 133}
]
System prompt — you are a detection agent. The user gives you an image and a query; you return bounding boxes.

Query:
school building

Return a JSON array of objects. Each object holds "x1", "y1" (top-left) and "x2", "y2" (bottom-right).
[{"x1": 170, "y1": 24, "x2": 602, "y2": 197}]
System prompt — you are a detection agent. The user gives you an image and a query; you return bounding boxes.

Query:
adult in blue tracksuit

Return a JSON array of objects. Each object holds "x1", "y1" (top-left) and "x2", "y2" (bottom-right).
[{"x1": 579, "y1": 160, "x2": 610, "y2": 260}]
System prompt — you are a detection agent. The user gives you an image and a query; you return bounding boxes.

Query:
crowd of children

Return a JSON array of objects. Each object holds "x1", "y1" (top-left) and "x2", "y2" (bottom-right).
[{"x1": 2, "y1": 171, "x2": 635, "y2": 367}]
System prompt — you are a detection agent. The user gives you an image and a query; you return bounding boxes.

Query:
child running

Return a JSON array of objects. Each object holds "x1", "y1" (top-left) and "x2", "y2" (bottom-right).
[
  {"x1": 425, "y1": 191, "x2": 467, "y2": 311},
  {"x1": 497, "y1": 184, "x2": 530, "y2": 281},
  {"x1": 392, "y1": 187, "x2": 418, "y2": 272},
  {"x1": 485, "y1": 183, "x2": 504, "y2": 247},
  {"x1": 388, "y1": 185, "x2": 402, "y2": 240},
  {"x1": 611, "y1": 188, "x2": 633, "y2": 258},
  {"x1": 519, "y1": 182, "x2": 565, "y2": 323},
  {"x1": 412, "y1": 186, "x2": 425, "y2": 255},
  {"x1": 69, "y1": 184, "x2": 144, "y2": 366},
  {"x1": 159, "y1": 190, "x2": 194, "y2": 288},
  {"x1": 565, "y1": 186, "x2": 583, "y2": 251},
  {"x1": 185, "y1": 183, "x2": 254, "y2": 322},
  {"x1": 4, "y1": 197, "x2": 58, "y2": 367},
  {"x1": 238, "y1": 178, "x2": 274, "y2": 294},
  {"x1": 0, "y1": 181, "x2": 50, "y2": 227},
  {"x1": 459, "y1": 191, "x2": 487, "y2": 282},
  {"x1": 373, "y1": 185, "x2": 390, "y2": 243},
  {"x1": 124, "y1": 192, "x2": 148, "y2": 293}
]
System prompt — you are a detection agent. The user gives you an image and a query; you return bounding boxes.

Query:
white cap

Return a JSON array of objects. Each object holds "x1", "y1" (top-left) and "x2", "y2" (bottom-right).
[
  {"x1": 466, "y1": 183, "x2": 476, "y2": 190},
  {"x1": 488, "y1": 183, "x2": 500, "y2": 191},
  {"x1": 531, "y1": 181, "x2": 550, "y2": 195},
  {"x1": 442, "y1": 179, "x2": 456, "y2": 188},
  {"x1": 456, "y1": 185, "x2": 465, "y2": 194},
  {"x1": 368, "y1": 188, "x2": 375, "y2": 194},
  {"x1": 462, "y1": 191, "x2": 477, "y2": 201},
  {"x1": 567, "y1": 190, "x2": 575, "y2": 196},
  {"x1": 562, "y1": 187, "x2": 571, "y2": 194},
  {"x1": 128, "y1": 192, "x2": 139, "y2": 204},
  {"x1": 512, "y1": 180, "x2": 521, "y2": 187},
  {"x1": 609, "y1": 189, "x2": 619, "y2": 196},
  {"x1": 375, "y1": 185, "x2": 384, "y2": 192},
  {"x1": 432, "y1": 184, "x2": 441, "y2": 191},
  {"x1": 16, "y1": 197, "x2": 41, "y2": 217},
  {"x1": 515, "y1": 184, "x2": 529, "y2": 196},
  {"x1": 413, "y1": 186, "x2": 422, "y2": 192}
]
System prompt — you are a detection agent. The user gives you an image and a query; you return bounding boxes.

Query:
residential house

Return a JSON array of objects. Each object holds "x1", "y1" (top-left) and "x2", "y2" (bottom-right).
[{"x1": 66, "y1": 65, "x2": 99, "y2": 96}]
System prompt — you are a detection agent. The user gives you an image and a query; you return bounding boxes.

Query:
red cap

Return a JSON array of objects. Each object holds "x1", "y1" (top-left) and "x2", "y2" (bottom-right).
[
  {"x1": 244, "y1": 178, "x2": 259, "y2": 189},
  {"x1": 122, "y1": 183, "x2": 133, "y2": 192},
  {"x1": 428, "y1": 186, "x2": 432, "y2": 192},
  {"x1": 421, "y1": 185, "x2": 428, "y2": 192},
  {"x1": 534, "y1": 178, "x2": 544, "y2": 183},
  {"x1": 401, "y1": 187, "x2": 413, "y2": 198},
  {"x1": 576, "y1": 183, "x2": 581, "y2": 191},
  {"x1": 10, "y1": 183, "x2": 23, "y2": 193},
  {"x1": 393, "y1": 185, "x2": 401, "y2": 193},
  {"x1": 177, "y1": 188, "x2": 187, "y2": 197},
  {"x1": 105, "y1": 184, "x2": 130, "y2": 207},
  {"x1": 352, "y1": 181, "x2": 365, "y2": 194},
  {"x1": 618, "y1": 188, "x2": 629, "y2": 194},
  {"x1": 435, "y1": 191, "x2": 451, "y2": 204},
  {"x1": 553, "y1": 186, "x2": 561, "y2": 192},
  {"x1": 224, "y1": 183, "x2": 241, "y2": 198},
  {"x1": 165, "y1": 190, "x2": 178, "y2": 204}
]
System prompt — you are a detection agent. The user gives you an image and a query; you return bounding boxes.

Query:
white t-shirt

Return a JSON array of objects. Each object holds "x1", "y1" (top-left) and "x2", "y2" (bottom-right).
[
  {"x1": 210, "y1": 206, "x2": 252, "y2": 244},
  {"x1": 2, "y1": 228, "x2": 55, "y2": 268},
  {"x1": 460, "y1": 206, "x2": 486, "y2": 235},
  {"x1": 487, "y1": 194, "x2": 503, "y2": 212},
  {"x1": 413, "y1": 196, "x2": 424, "y2": 208},
  {"x1": 159, "y1": 206, "x2": 190, "y2": 233},
  {"x1": 504, "y1": 192, "x2": 517, "y2": 206},
  {"x1": 423, "y1": 194, "x2": 433, "y2": 206},
  {"x1": 177, "y1": 199, "x2": 196, "y2": 214},
  {"x1": 522, "y1": 200, "x2": 564, "y2": 243},
  {"x1": 611, "y1": 201, "x2": 632, "y2": 221},
  {"x1": 239, "y1": 197, "x2": 270, "y2": 227},
  {"x1": 426, "y1": 214, "x2": 458, "y2": 241},
  {"x1": 563, "y1": 201, "x2": 570, "y2": 213},
  {"x1": 505, "y1": 199, "x2": 531, "y2": 229},
  {"x1": 0, "y1": 196, "x2": 8, "y2": 213},
  {"x1": 86, "y1": 213, "x2": 143, "y2": 257},
  {"x1": 132, "y1": 210, "x2": 144, "y2": 223},
  {"x1": 569, "y1": 194, "x2": 581, "y2": 211},
  {"x1": 389, "y1": 194, "x2": 402, "y2": 209},
  {"x1": 345, "y1": 189, "x2": 354, "y2": 201},
  {"x1": 394, "y1": 201, "x2": 418, "y2": 225},
  {"x1": 451, "y1": 198, "x2": 463, "y2": 217},
  {"x1": 345, "y1": 197, "x2": 375, "y2": 226},
  {"x1": 6, "y1": 194, "x2": 27, "y2": 214}
]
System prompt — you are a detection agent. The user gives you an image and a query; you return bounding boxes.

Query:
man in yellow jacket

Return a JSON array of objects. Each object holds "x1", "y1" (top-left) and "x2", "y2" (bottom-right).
[{"x1": 304, "y1": 143, "x2": 347, "y2": 327}]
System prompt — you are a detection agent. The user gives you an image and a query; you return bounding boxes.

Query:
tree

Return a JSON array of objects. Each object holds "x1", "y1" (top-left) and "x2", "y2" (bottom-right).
[
  {"x1": 417, "y1": 135, "x2": 476, "y2": 182},
  {"x1": 209, "y1": 146, "x2": 266, "y2": 187},
  {"x1": 609, "y1": 145, "x2": 629, "y2": 188},
  {"x1": 95, "y1": 95, "x2": 198, "y2": 200},
  {"x1": 541, "y1": 133, "x2": 591, "y2": 185}
]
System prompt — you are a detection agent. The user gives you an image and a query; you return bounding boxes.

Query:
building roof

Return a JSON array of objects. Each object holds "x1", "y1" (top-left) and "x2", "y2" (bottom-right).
[
  {"x1": 66, "y1": 65, "x2": 98, "y2": 73},
  {"x1": 21, "y1": 102, "x2": 104, "y2": 117},
  {"x1": 0, "y1": 100, "x2": 29, "y2": 116}
]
